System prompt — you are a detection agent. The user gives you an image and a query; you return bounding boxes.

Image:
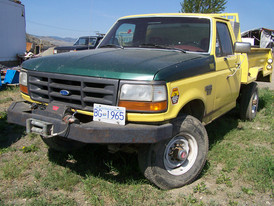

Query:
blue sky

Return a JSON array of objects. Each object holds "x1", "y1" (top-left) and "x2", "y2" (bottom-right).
[{"x1": 20, "y1": 0, "x2": 274, "y2": 38}]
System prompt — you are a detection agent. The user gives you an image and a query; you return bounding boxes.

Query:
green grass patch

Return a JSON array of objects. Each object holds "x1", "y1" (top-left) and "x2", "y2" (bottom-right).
[
  {"x1": 41, "y1": 166, "x2": 81, "y2": 191},
  {"x1": 207, "y1": 88, "x2": 274, "y2": 193},
  {"x1": 238, "y1": 148, "x2": 273, "y2": 192},
  {"x1": 1, "y1": 161, "x2": 23, "y2": 179},
  {"x1": 0, "y1": 97, "x2": 13, "y2": 104},
  {"x1": 259, "y1": 88, "x2": 274, "y2": 116},
  {"x1": 83, "y1": 175, "x2": 168, "y2": 205},
  {"x1": 241, "y1": 187, "x2": 254, "y2": 196},
  {"x1": 0, "y1": 147, "x2": 16, "y2": 155},
  {"x1": 193, "y1": 182, "x2": 211, "y2": 194},
  {"x1": 27, "y1": 193, "x2": 77, "y2": 206},
  {"x1": 0, "y1": 86, "x2": 19, "y2": 95},
  {"x1": 0, "y1": 155, "x2": 33, "y2": 180},
  {"x1": 228, "y1": 200, "x2": 239, "y2": 206},
  {"x1": 0, "y1": 112, "x2": 7, "y2": 119},
  {"x1": 15, "y1": 185, "x2": 40, "y2": 199},
  {"x1": 21, "y1": 144, "x2": 39, "y2": 153},
  {"x1": 216, "y1": 172, "x2": 233, "y2": 187}
]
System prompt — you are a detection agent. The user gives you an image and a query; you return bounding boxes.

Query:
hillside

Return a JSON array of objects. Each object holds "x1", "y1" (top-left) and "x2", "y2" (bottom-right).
[
  {"x1": 26, "y1": 34, "x2": 76, "y2": 47},
  {"x1": 36, "y1": 35, "x2": 76, "y2": 46}
]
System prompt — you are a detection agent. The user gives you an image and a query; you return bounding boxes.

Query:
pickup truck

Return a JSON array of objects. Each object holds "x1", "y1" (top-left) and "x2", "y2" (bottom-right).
[
  {"x1": 8, "y1": 13, "x2": 273, "y2": 189},
  {"x1": 53, "y1": 35, "x2": 103, "y2": 54}
]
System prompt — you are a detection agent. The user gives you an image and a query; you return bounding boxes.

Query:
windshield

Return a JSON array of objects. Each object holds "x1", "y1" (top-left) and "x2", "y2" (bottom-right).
[
  {"x1": 99, "y1": 17, "x2": 210, "y2": 52},
  {"x1": 74, "y1": 37, "x2": 97, "y2": 46}
]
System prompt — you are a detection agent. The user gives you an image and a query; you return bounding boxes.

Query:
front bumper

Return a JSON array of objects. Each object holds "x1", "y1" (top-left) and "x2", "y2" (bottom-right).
[{"x1": 8, "y1": 101, "x2": 173, "y2": 144}]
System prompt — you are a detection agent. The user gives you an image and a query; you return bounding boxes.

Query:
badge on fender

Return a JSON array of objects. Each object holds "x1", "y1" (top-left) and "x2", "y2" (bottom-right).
[{"x1": 171, "y1": 87, "x2": 179, "y2": 104}]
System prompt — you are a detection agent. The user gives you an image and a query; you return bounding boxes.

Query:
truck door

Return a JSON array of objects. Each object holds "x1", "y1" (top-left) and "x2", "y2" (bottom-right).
[{"x1": 214, "y1": 21, "x2": 241, "y2": 112}]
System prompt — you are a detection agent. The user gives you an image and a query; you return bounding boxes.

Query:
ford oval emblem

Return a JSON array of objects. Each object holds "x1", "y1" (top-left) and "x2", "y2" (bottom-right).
[{"x1": 60, "y1": 90, "x2": 70, "y2": 96}]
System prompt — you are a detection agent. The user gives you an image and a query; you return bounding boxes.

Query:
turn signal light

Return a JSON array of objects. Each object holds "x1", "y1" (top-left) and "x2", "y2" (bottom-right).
[
  {"x1": 119, "y1": 101, "x2": 167, "y2": 112},
  {"x1": 20, "y1": 84, "x2": 28, "y2": 94}
]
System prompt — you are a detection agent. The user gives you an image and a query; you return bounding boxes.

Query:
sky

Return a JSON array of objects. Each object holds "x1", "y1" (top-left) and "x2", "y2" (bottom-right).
[{"x1": 20, "y1": 0, "x2": 274, "y2": 38}]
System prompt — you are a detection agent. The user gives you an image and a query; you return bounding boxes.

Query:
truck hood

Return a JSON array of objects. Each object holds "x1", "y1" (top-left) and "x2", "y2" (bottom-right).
[{"x1": 22, "y1": 48, "x2": 212, "y2": 81}]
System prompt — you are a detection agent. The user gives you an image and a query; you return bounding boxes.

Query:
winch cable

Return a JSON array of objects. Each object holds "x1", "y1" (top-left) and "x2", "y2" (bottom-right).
[{"x1": 49, "y1": 110, "x2": 78, "y2": 137}]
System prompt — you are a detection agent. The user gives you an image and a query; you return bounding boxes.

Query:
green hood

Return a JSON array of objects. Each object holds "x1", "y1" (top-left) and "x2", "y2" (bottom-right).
[{"x1": 23, "y1": 48, "x2": 212, "y2": 81}]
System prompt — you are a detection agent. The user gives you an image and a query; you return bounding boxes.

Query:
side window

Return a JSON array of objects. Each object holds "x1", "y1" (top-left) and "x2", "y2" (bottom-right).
[
  {"x1": 88, "y1": 38, "x2": 97, "y2": 46},
  {"x1": 114, "y1": 23, "x2": 136, "y2": 46},
  {"x1": 75, "y1": 38, "x2": 87, "y2": 46},
  {"x1": 216, "y1": 22, "x2": 233, "y2": 57}
]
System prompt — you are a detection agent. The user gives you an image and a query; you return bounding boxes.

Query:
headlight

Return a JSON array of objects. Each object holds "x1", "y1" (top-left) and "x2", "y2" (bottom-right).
[
  {"x1": 267, "y1": 58, "x2": 273, "y2": 64},
  {"x1": 19, "y1": 70, "x2": 27, "y2": 86},
  {"x1": 119, "y1": 84, "x2": 167, "y2": 112},
  {"x1": 120, "y1": 85, "x2": 152, "y2": 101},
  {"x1": 120, "y1": 84, "x2": 166, "y2": 101},
  {"x1": 19, "y1": 70, "x2": 28, "y2": 94}
]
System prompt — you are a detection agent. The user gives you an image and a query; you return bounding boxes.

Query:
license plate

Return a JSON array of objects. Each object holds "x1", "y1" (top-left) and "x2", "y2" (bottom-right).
[{"x1": 93, "y1": 104, "x2": 126, "y2": 125}]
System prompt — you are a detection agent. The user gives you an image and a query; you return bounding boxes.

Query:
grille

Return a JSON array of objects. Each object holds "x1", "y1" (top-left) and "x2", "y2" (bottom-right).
[{"x1": 28, "y1": 71, "x2": 119, "y2": 111}]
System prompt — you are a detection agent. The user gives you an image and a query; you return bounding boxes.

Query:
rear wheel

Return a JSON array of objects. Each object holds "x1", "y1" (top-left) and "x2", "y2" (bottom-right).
[
  {"x1": 240, "y1": 82, "x2": 259, "y2": 120},
  {"x1": 138, "y1": 115, "x2": 208, "y2": 189},
  {"x1": 41, "y1": 135, "x2": 85, "y2": 152}
]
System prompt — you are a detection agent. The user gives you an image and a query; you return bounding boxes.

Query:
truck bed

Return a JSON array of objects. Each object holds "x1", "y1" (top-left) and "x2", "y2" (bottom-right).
[{"x1": 241, "y1": 48, "x2": 273, "y2": 84}]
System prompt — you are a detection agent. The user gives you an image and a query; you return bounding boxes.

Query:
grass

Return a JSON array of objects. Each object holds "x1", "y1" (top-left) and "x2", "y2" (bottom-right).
[
  {"x1": 0, "y1": 97, "x2": 13, "y2": 104},
  {"x1": 207, "y1": 89, "x2": 274, "y2": 193},
  {"x1": 216, "y1": 172, "x2": 233, "y2": 187},
  {"x1": 0, "y1": 87, "x2": 273, "y2": 205},
  {"x1": 15, "y1": 185, "x2": 41, "y2": 199},
  {"x1": 41, "y1": 166, "x2": 81, "y2": 191}
]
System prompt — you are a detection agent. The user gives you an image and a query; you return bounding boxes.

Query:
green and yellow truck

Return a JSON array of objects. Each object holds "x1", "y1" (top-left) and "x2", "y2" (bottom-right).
[{"x1": 8, "y1": 13, "x2": 273, "y2": 189}]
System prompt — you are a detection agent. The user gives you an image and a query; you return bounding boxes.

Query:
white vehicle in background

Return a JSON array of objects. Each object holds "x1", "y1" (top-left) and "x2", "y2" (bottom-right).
[{"x1": 242, "y1": 28, "x2": 274, "y2": 50}]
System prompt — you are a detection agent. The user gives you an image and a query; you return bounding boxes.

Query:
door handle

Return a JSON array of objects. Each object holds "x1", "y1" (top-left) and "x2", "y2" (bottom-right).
[
  {"x1": 226, "y1": 54, "x2": 245, "y2": 79},
  {"x1": 224, "y1": 57, "x2": 234, "y2": 73}
]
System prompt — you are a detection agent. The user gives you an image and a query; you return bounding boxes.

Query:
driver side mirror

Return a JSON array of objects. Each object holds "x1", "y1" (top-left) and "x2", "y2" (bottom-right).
[{"x1": 234, "y1": 42, "x2": 251, "y2": 53}]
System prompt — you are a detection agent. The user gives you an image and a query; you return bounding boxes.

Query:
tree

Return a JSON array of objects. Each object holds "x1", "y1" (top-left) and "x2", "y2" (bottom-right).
[{"x1": 180, "y1": 0, "x2": 227, "y2": 13}]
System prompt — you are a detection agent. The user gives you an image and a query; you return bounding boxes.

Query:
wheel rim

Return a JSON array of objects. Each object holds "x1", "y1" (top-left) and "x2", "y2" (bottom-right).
[
  {"x1": 164, "y1": 133, "x2": 198, "y2": 176},
  {"x1": 251, "y1": 92, "x2": 258, "y2": 114}
]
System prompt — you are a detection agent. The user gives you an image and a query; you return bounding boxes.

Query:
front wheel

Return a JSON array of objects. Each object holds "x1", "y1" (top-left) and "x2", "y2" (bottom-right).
[{"x1": 138, "y1": 115, "x2": 208, "y2": 189}]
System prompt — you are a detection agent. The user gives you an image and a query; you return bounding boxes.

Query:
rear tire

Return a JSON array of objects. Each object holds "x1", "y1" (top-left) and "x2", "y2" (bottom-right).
[
  {"x1": 138, "y1": 115, "x2": 208, "y2": 189},
  {"x1": 240, "y1": 82, "x2": 259, "y2": 120},
  {"x1": 41, "y1": 135, "x2": 85, "y2": 152}
]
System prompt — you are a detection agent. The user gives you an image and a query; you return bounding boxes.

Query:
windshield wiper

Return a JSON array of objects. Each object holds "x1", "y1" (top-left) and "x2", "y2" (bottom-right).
[
  {"x1": 100, "y1": 44, "x2": 124, "y2": 49},
  {"x1": 139, "y1": 44, "x2": 186, "y2": 53}
]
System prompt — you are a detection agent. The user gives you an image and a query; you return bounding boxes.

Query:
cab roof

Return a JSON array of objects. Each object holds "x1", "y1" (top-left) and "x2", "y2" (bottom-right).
[{"x1": 119, "y1": 13, "x2": 239, "y2": 23}]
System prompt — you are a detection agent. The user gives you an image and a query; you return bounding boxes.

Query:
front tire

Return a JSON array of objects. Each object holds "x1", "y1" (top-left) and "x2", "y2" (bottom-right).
[{"x1": 138, "y1": 115, "x2": 208, "y2": 189}]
